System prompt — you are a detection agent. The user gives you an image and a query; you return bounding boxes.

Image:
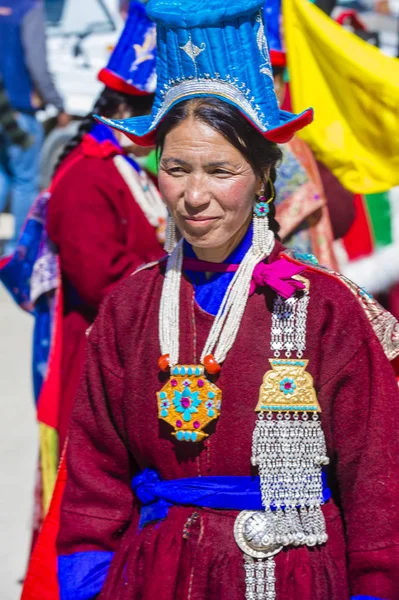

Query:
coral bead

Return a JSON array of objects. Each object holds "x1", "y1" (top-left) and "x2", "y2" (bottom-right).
[
  {"x1": 203, "y1": 354, "x2": 221, "y2": 375},
  {"x1": 158, "y1": 354, "x2": 170, "y2": 372}
]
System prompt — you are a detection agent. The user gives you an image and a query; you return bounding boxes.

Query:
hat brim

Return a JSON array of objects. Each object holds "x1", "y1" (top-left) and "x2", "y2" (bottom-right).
[
  {"x1": 270, "y1": 50, "x2": 287, "y2": 69},
  {"x1": 97, "y1": 68, "x2": 153, "y2": 97},
  {"x1": 95, "y1": 104, "x2": 313, "y2": 147}
]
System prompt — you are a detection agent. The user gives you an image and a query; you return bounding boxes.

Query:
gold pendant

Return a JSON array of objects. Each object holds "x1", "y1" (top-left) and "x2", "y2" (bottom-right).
[
  {"x1": 255, "y1": 358, "x2": 320, "y2": 413},
  {"x1": 157, "y1": 364, "x2": 222, "y2": 442}
]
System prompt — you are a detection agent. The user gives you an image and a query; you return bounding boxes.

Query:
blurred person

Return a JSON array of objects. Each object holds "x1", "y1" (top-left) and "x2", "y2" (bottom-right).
[
  {"x1": 0, "y1": 74, "x2": 32, "y2": 253},
  {"x1": 0, "y1": 0, "x2": 69, "y2": 255},
  {"x1": 1, "y1": 0, "x2": 165, "y2": 558},
  {"x1": 47, "y1": 0, "x2": 164, "y2": 455},
  {"x1": 0, "y1": 74, "x2": 32, "y2": 150}
]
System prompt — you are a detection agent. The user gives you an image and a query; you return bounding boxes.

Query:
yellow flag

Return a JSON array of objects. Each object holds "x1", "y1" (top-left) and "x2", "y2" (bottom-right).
[{"x1": 283, "y1": 0, "x2": 399, "y2": 194}]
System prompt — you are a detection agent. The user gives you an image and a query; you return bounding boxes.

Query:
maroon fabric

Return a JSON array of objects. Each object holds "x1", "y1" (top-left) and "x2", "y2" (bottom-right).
[
  {"x1": 58, "y1": 242, "x2": 399, "y2": 599},
  {"x1": 316, "y1": 160, "x2": 356, "y2": 240},
  {"x1": 46, "y1": 146, "x2": 165, "y2": 450}
]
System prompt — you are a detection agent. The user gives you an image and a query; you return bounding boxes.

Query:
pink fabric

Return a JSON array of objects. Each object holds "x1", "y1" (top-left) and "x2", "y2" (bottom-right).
[{"x1": 250, "y1": 258, "x2": 306, "y2": 298}]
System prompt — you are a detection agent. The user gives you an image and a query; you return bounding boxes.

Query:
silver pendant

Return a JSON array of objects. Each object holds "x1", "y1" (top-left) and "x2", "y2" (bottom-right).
[{"x1": 234, "y1": 511, "x2": 282, "y2": 600}]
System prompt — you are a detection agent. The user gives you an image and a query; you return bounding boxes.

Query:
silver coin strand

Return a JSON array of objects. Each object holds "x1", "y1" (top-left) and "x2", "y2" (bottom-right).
[
  {"x1": 244, "y1": 556, "x2": 276, "y2": 600},
  {"x1": 244, "y1": 293, "x2": 329, "y2": 600}
]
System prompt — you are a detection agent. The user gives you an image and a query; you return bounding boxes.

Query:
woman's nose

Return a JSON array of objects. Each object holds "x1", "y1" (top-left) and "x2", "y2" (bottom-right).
[{"x1": 184, "y1": 174, "x2": 210, "y2": 210}]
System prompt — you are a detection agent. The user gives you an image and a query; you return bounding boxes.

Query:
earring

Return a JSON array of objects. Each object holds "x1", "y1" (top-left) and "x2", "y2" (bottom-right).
[
  {"x1": 164, "y1": 213, "x2": 177, "y2": 254},
  {"x1": 253, "y1": 178, "x2": 275, "y2": 254}
]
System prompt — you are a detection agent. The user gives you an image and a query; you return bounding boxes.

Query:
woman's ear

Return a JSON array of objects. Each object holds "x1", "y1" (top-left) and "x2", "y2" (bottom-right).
[{"x1": 256, "y1": 169, "x2": 270, "y2": 196}]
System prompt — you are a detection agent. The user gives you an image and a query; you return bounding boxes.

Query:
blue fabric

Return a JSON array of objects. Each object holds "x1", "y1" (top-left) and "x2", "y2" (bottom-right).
[
  {"x1": 0, "y1": 1, "x2": 35, "y2": 112},
  {"x1": 264, "y1": 0, "x2": 283, "y2": 53},
  {"x1": 0, "y1": 215, "x2": 42, "y2": 305},
  {"x1": 183, "y1": 224, "x2": 253, "y2": 316},
  {"x1": 96, "y1": 0, "x2": 312, "y2": 142},
  {"x1": 58, "y1": 551, "x2": 114, "y2": 600},
  {"x1": 32, "y1": 295, "x2": 51, "y2": 403},
  {"x1": 0, "y1": 188, "x2": 53, "y2": 405},
  {"x1": 148, "y1": 0, "x2": 264, "y2": 27},
  {"x1": 101, "y1": 0, "x2": 156, "y2": 94},
  {"x1": 0, "y1": 113, "x2": 43, "y2": 254},
  {"x1": 132, "y1": 468, "x2": 331, "y2": 529},
  {"x1": 351, "y1": 597, "x2": 384, "y2": 600}
]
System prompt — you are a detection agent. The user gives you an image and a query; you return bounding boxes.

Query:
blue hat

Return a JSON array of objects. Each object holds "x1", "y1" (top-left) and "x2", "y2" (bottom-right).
[
  {"x1": 96, "y1": 0, "x2": 312, "y2": 144},
  {"x1": 264, "y1": 0, "x2": 286, "y2": 67},
  {"x1": 98, "y1": 1, "x2": 156, "y2": 96}
]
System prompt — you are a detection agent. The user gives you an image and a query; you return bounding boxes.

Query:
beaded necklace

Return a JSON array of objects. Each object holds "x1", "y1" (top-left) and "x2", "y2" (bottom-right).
[{"x1": 156, "y1": 230, "x2": 275, "y2": 442}]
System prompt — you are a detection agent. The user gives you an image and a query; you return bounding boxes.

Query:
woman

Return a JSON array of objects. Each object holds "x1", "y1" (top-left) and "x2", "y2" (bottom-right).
[
  {"x1": 46, "y1": 85, "x2": 166, "y2": 451},
  {"x1": 57, "y1": 1, "x2": 399, "y2": 599},
  {"x1": 1, "y1": 0, "x2": 165, "y2": 556}
]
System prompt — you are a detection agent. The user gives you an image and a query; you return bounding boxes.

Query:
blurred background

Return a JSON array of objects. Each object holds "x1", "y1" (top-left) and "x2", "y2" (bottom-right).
[{"x1": 0, "y1": 0, "x2": 398, "y2": 598}]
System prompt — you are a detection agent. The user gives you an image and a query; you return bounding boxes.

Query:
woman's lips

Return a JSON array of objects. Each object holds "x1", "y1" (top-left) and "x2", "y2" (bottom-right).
[{"x1": 183, "y1": 216, "x2": 219, "y2": 223}]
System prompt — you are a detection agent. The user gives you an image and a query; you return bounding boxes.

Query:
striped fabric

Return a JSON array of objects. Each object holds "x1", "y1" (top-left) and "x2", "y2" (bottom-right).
[
  {"x1": 343, "y1": 192, "x2": 393, "y2": 261},
  {"x1": 335, "y1": 188, "x2": 399, "y2": 295}
]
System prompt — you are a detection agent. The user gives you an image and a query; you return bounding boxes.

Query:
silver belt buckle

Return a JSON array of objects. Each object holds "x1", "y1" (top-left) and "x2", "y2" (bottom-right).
[{"x1": 234, "y1": 510, "x2": 282, "y2": 559}]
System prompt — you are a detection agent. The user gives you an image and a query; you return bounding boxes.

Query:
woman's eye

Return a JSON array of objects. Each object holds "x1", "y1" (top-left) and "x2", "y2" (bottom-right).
[
  {"x1": 212, "y1": 169, "x2": 232, "y2": 176},
  {"x1": 167, "y1": 167, "x2": 186, "y2": 174}
]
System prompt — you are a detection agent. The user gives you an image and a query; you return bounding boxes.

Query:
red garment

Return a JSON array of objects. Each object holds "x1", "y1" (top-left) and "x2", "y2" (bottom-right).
[
  {"x1": 58, "y1": 242, "x2": 399, "y2": 599},
  {"x1": 46, "y1": 145, "x2": 164, "y2": 450},
  {"x1": 22, "y1": 455, "x2": 67, "y2": 600}
]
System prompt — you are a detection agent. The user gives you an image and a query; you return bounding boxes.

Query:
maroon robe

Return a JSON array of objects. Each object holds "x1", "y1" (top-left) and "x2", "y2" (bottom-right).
[
  {"x1": 57, "y1": 242, "x2": 399, "y2": 600},
  {"x1": 46, "y1": 142, "x2": 165, "y2": 450}
]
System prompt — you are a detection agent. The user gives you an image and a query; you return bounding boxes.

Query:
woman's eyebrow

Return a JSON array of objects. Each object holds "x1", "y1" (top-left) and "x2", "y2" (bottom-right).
[
  {"x1": 206, "y1": 161, "x2": 233, "y2": 167},
  {"x1": 161, "y1": 157, "x2": 189, "y2": 166},
  {"x1": 161, "y1": 158, "x2": 237, "y2": 168}
]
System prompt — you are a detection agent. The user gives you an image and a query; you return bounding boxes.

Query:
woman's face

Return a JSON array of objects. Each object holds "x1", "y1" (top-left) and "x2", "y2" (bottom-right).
[{"x1": 158, "y1": 116, "x2": 262, "y2": 253}]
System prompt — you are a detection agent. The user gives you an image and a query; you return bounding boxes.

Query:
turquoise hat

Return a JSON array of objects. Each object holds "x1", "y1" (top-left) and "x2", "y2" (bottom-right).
[
  {"x1": 96, "y1": 0, "x2": 312, "y2": 145},
  {"x1": 97, "y1": 1, "x2": 156, "y2": 96}
]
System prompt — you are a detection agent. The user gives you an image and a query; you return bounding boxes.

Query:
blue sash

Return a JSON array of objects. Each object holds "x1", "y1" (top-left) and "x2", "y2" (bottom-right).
[{"x1": 132, "y1": 468, "x2": 331, "y2": 528}]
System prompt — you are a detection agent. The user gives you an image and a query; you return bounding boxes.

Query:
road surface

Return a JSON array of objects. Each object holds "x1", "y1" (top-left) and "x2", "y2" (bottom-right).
[{"x1": 0, "y1": 286, "x2": 37, "y2": 600}]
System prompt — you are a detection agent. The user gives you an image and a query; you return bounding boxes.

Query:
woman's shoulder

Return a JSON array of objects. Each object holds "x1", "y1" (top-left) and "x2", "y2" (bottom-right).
[
  {"x1": 53, "y1": 144, "x2": 121, "y2": 184},
  {"x1": 48, "y1": 148, "x2": 127, "y2": 220},
  {"x1": 281, "y1": 249, "x2": 399, "y2": 363},
  {"x1": 281, "y1": 248, "x2": 369, "y2": 306}
]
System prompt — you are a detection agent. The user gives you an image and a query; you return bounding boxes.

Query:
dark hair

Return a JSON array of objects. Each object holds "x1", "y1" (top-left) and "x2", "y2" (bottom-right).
[
  {"x1": 272, "y1": 66, "x2": 285, "y2": 79},
  {"x1": 155, "y1": 97, "x2": 282, "y2": 236},
  {"x1": 53, "y1": 87, "x2": 154, "y2": 175}
]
